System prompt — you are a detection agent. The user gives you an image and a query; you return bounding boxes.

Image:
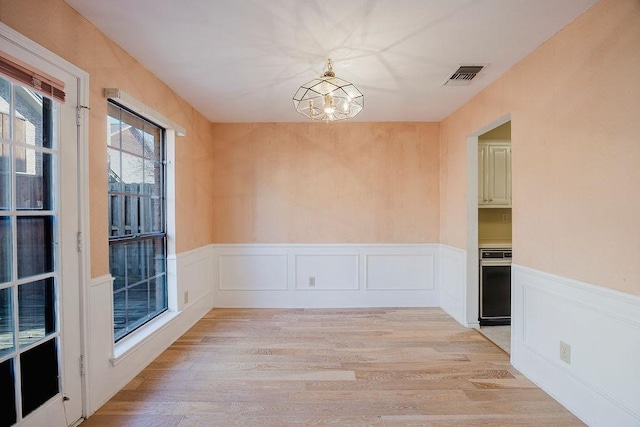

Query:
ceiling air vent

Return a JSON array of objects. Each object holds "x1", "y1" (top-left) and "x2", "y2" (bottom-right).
[{"x1": 443, "y1": 65, "x2": 485, "y2": 86}]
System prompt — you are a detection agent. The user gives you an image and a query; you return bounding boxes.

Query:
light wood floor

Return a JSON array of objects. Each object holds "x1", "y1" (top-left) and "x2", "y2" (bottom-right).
[{"x1": 83, "y1": 308, "x2": 583, "y2": 426}]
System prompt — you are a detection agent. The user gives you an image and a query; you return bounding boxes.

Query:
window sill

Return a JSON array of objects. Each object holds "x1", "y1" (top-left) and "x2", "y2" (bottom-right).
[{"x1": 110, "y1": 310, "x2": 180, "y2": 366}]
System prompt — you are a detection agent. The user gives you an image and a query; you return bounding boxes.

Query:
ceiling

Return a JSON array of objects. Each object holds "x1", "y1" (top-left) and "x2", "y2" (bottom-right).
[{"x1": 64, "y1": 0, "x2": 598, "y2": 123}]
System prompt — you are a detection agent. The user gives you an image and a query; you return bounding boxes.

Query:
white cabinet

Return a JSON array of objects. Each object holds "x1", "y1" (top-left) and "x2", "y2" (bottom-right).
[{"x1": 478, "y1": 142, "x2": 511, "y2": 207}]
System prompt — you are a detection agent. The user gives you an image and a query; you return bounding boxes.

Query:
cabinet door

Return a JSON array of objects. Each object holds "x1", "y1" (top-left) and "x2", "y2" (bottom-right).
[
  {"x1": 478, "y1": 144, "x2": 488, "y2": 204},
  {"x1": 487, "y1": 145, "x2": 511, "y2": 206}
]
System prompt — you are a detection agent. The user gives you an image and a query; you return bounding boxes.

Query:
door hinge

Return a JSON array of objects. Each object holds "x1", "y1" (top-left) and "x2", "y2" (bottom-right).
[
  {"x1": 77, "y1": 231, "x2": 82, "y2": 252},
  {"x1": 79, "y1": 355, "x2": 85, "y2": 376}
]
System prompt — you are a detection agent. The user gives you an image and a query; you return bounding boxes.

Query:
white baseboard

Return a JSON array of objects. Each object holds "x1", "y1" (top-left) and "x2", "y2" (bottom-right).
[
  {"x1": 438, "y1": 245, "x2": 467, "y2": 326},
  {"x1": 211, "y1": 244, "x2": 440, "y2": 308},
  {"x1": 512, "y1": 264, "x2": 640, "y2": 426}
]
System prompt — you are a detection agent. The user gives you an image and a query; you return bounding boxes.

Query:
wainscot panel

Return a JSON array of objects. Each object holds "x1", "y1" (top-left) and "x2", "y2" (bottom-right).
[
  {"x1": 295, "y1": 254, "x2": 359, "y2": 290},
  {"x1": 168, "y1": 245, "x2": 215, "y2": 311},
  {"x1": 366, "y1": 254, "x2": 434, "y2": 290},
  {"x1": 438, "y1": 245, "x2": 467, "y2": 326},
  {"x1": 211, "y1": 244, "x2": 440, "y2": 308},
  {"x1": 512, "y1": 264, "x2": 640, "y2": 426},
  {"x1": 218, "y1": 254, "x2": 288, "y2": 291}
]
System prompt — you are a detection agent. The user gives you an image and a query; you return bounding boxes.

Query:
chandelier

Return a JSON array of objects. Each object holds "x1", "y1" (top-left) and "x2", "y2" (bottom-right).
[{"x1": 293, "y1": 59, "x2": 364, "y2": 122}]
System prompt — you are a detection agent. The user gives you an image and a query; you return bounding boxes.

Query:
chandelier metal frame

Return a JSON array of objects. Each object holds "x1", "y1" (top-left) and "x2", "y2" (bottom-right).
[{"x1": 293, "y1": 59, "x2": 364, "y2": 122}]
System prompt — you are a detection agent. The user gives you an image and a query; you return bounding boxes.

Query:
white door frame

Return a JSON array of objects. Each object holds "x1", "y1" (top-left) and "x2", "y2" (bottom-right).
[
  {"x1": 465, "y1": 114, "x2": 510, "y2": 328},
  {"x1": 0, "y1": 22, "x2": 91, "y2": 423}
]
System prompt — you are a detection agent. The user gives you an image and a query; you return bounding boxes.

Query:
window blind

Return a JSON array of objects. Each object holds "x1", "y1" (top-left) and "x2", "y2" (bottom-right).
[{"x1": 0, "y1": 50, "x2": 65, "y2": 103}]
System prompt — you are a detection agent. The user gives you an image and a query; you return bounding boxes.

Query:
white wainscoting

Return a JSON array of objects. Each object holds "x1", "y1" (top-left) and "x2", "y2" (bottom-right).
[
  {"x1": 85, "y1": 245, "x2": 214, "y2": 415},
  {"x1": 512, "y1": 265, "x2": 640, "y2": 426},
  {"x1": 211, "y1": 244, "x2": 439, "y2": 308},
  {"x1": 438, "y1": 245, "x2": 467, "y2": 326}
]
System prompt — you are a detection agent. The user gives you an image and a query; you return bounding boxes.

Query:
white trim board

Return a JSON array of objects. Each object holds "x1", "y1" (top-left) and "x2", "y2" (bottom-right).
[
  {"x1": 465, "y1": 114, "x2": 512, "y2": 330},
  {"x1": 211, "y1": 244, "x2": 439, "y2": 308},
  {"x1": 104, "y1": 88, "x2": 186, "y2": 136},
  {"x1": 511, "y1": 264, "x2": 640, "y2": 426}
]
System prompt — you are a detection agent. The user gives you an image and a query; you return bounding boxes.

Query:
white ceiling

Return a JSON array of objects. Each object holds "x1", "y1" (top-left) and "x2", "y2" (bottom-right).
[{"x1": 64, "y1": 0, "x2": 598, "y2": 123}]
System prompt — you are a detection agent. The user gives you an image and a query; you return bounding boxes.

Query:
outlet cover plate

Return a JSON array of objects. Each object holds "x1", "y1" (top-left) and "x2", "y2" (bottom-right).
[{"x1": 560, "y1": 341, "x2": 571, "y2": 364}]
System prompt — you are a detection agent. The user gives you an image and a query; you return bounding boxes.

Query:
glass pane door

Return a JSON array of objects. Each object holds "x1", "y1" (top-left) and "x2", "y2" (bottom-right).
[{"x1": 0, "y1": 75, "x2": 62, "y2": 425}]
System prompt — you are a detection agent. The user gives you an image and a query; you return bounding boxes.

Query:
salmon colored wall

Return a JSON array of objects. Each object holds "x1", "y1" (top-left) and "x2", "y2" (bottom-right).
[
  {"x1": 0, "y1": 0, "x2": 216, "y2": 277},
  {"x1": 211, "y1": 122, "x2": 440, "y2": 243},
  {"x1": 440, "y1": 0, "x2": 640, "y2": 295}
]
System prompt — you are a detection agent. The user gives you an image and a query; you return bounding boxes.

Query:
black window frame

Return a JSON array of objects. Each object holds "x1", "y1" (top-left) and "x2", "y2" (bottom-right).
[{"x1": 107, "y1": 101, "x2": 168, "y2": 342}]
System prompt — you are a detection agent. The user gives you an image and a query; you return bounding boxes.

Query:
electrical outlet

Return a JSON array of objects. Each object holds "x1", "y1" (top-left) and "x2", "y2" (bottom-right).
[
  {"x1": 309, "y1": 276, "x2": 315, "y2": 287},
  {"x1": 560, "y1": 341, "x2": 571, "y2": 364},
  {"x1": 502, "y1": 214, "x2": 509, "y2": 223},
  {"x1": 183, "y1": 291, "x2": 189, "y2": 304}
]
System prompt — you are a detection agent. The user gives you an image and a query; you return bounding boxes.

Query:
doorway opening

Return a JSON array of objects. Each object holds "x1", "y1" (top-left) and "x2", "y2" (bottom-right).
[{"x1": 465, "y1": 115, "x2": 512, "y2": 353}]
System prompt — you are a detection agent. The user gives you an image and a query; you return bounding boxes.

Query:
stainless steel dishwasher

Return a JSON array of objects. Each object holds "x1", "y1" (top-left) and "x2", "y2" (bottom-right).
[{"x1": 479, "y1": 248, "x2": 512, "y2": 325}]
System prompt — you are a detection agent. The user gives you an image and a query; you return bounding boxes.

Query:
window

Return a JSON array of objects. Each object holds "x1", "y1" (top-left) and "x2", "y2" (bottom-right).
[{"x1": 107, "y1": 102, "x2": 167, "y2": 341}]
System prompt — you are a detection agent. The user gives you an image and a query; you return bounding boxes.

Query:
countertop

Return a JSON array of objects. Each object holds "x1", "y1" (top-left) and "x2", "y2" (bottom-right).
[{"x1": 478, "y1": 239, "x2": 512, "y2": 249}]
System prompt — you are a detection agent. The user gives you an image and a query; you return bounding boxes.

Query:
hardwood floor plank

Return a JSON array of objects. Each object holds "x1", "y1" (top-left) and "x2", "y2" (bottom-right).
[
  {"x1": 463, "y1": 388, "x2": 553, "y2": 402},
  {"x1": 86, "y1": 308, "x2": 584, "y2": 426},
  {"x1": 303, "y1": 379, "x2": 478, "y2": 391},
  {"x1": 133, "y1": 378, "x2": 308, "y2": 393},
  {"x1": 80, "y1": 414, "x2": 183, "y2": 426},
  {"x1": 470, "y1": 378, "x2": 540, "y2": 389},
  {"x1": 382, "y1": 414, "x2": 584, "y2": 426},
  {"x1": 354, "y1": 368, "x2": 515, "y2": 381},
  {"x1": 287, "y1": 389, "x2": 468, "y2": 403},
  {"x1": 190, "y1": 369, "x2": 357, "y2": 381},
  {"x1": 176, "y1": 414, "x2": 385, "y2": 426}
]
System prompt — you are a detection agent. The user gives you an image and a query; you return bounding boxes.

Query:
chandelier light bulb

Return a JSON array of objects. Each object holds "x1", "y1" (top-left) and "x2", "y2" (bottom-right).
[
  {"x1": 323, "y1": 94, "x2": 335, "y2": 114},
  {"x1": 342, "y1": 98, "x2": 351, "y2": 113}
]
